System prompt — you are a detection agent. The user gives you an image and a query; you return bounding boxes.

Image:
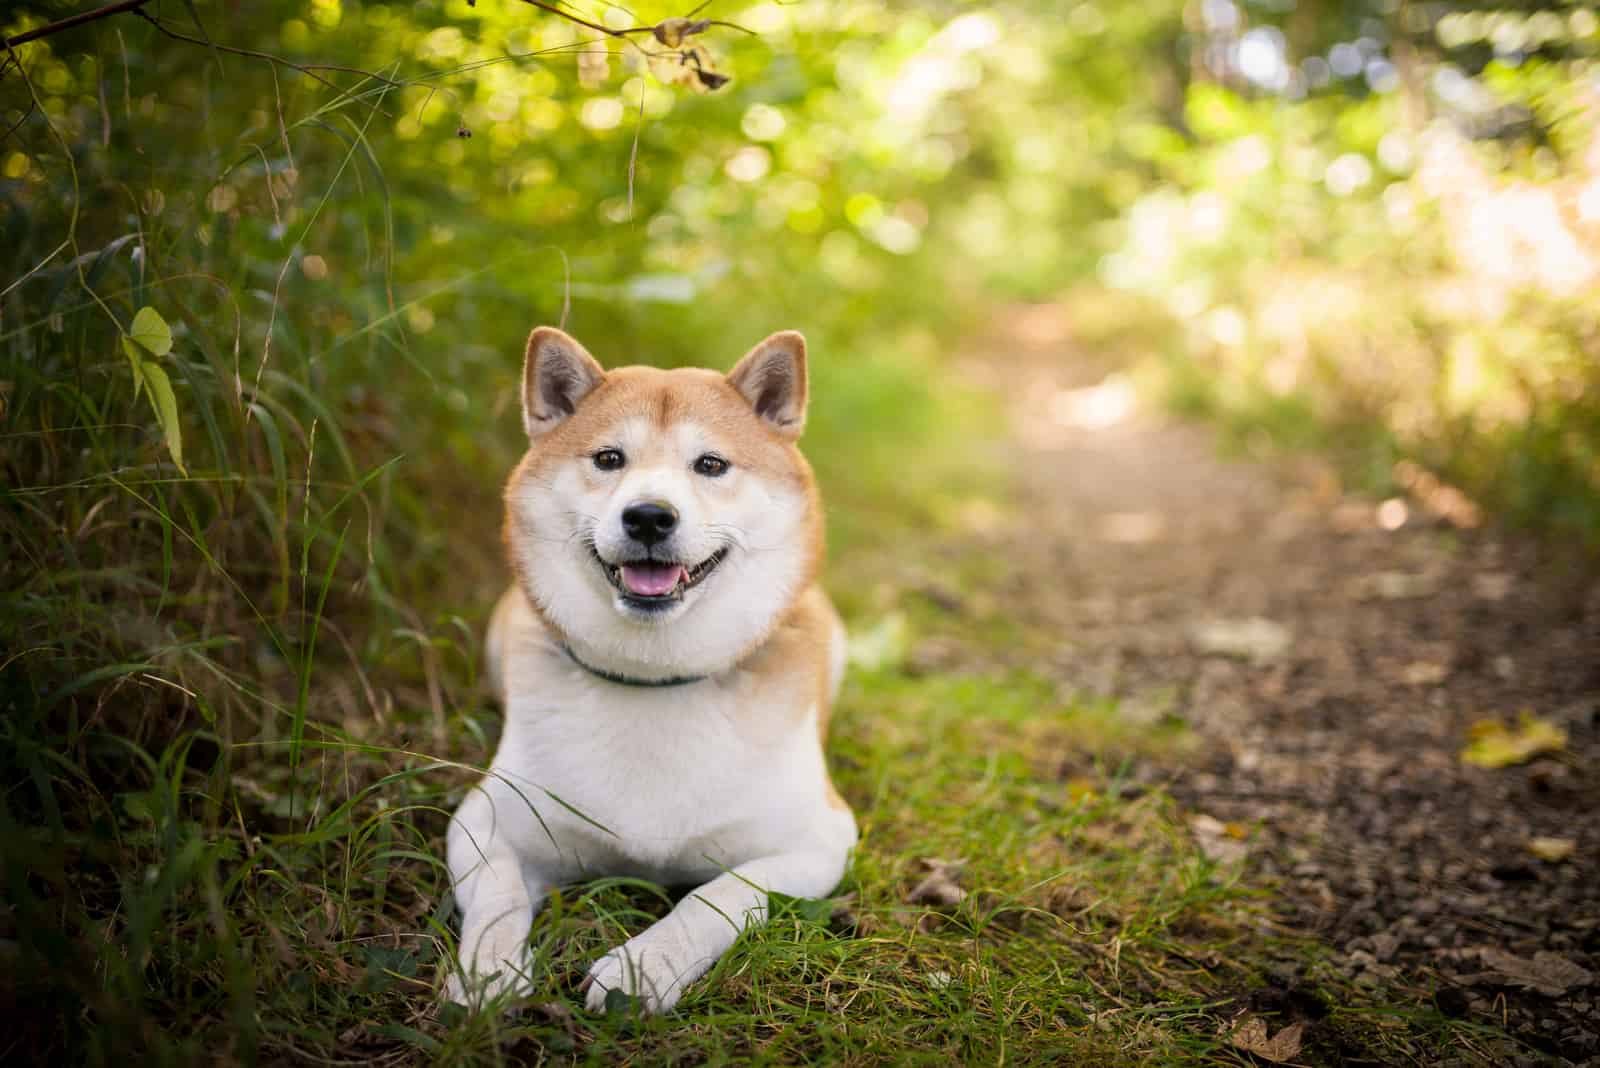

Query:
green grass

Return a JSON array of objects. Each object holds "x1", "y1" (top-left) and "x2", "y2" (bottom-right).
[{"x1": 1, "y1": 266, "x2": 1508, "y2": 1063}]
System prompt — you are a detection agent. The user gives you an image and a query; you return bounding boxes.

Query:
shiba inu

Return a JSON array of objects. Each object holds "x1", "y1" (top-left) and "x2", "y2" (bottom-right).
[{"x1": 444, "y1": 326, "x2": 856, "y2": 1015}]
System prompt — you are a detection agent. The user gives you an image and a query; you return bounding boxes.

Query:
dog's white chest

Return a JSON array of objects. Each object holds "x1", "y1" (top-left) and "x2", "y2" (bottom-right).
[{"x1": 490, "y1": 660, "x2": 837, "y2": 884}]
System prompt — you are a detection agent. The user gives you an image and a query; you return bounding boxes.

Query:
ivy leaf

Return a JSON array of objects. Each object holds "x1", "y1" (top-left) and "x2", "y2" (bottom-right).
[{"x1": 128, "y1": 305, "x2": 173, "y2": 356}]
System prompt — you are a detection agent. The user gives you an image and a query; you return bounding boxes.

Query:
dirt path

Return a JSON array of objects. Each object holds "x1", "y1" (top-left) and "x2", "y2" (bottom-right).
[{"x1": 952, "y1": 312, "x2": 1600, "y2": 1063}]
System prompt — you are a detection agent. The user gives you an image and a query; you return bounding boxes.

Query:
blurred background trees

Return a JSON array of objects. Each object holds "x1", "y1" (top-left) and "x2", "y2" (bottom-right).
[{"x1": 2, "y1": 0, "x2": 1596, "y2": 1059}]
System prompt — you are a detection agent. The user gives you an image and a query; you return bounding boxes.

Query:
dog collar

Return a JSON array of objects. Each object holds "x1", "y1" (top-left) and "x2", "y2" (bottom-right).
[{"x1": 559, "y1": 643, "x2": 709, "y2": 688}]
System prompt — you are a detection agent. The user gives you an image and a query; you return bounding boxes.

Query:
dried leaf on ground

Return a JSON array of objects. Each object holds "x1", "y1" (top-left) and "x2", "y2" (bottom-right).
[
  {"x1": 1189, "y1": 618, "x2": 1292, "y2": 662},
  {"x1": 1189, "y1": 813, "x2": 1250, "y2": 864},
  {"x1": 1526, "y1": 836, "x2": 1576, "y2": 863},
  {"x1": 1226, "y1": 1015, "x2": 1304, "y2": 1063},
  {"x1": 906, "y1": 858, "x2": 966, "y2": 908},
  {"x1": 1474, "y1": 947, "x2": 1594, "y2": 997},
  {"x1": 1459, "y1": 712, "x2": 1567, "y2": 768}
]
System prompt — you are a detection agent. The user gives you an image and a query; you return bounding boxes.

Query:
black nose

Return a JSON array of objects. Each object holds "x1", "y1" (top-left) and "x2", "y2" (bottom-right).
[{"x1": 621, "y1": 501, "x2": 678, "y2": 546}]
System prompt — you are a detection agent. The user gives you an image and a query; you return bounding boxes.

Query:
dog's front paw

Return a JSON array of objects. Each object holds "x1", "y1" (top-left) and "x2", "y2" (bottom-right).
[{"x1": 584, "y1": 938, "x2": 705, "y2": 1016}]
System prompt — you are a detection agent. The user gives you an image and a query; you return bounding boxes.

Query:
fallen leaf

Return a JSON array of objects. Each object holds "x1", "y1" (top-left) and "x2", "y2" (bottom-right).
[
  {"x1": 1475, "y1": 947, "x2": 1594, "y2": 997},
  {"x1": 1189, "y1": 813, "x2": 1250, "y2": 864},
  {"x1": 1460, "y1": 713, "x2": 1567, "y2": 768},
  {"x1": 906, "y1": 858, "x2": 966, "y2": 908},
  {"x1": 1189, "y1": 618, "x2": 1292, "y2": 662},
  {"x1": 1527, "y1": 836, "x2": 1575, "y2": 863},
  {"x1": 1226, "y1": 1015, "x2": 1304, "y2": 1063}
]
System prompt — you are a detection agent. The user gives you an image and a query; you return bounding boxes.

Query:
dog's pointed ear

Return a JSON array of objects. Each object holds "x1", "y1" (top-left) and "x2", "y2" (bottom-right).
[
  {"x1": 522, "y1": 326, "x2": 605, "y2": 438},
  {"x1": 727, "y1": 331, "x2": 807, "y2": 439}
]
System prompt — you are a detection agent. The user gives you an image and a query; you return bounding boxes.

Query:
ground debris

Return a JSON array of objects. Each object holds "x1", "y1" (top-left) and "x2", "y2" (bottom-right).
[
  {"x1": 906, "y1": 858, "x2": 966, "y2": 908},
  {"x1": 1223, "y1": 1013, "x2": 1305, "y2": 1063},
  {"x1": 1188, "y1": 618, "x2": 1292, "y2": 662},
  {"x1": 1468, "y1": 947, "x2": 1595, "y2": 997}
]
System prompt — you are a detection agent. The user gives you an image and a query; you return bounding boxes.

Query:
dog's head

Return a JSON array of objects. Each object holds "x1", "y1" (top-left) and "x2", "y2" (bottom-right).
[{"x1": 503, "y1": 326, "x2": 822, "y2": 680}]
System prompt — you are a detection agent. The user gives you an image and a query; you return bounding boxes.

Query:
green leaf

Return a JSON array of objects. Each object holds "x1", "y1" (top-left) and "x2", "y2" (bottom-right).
[
  {"x1": 128, "y1": 305, "x2": 173, "y2": 356},
  {"x1": 121, "y1": 336, "x2": 146, "y2": 403},
  {"x1": 136, "y1": 359, "x2": 187, "y2": 474}
]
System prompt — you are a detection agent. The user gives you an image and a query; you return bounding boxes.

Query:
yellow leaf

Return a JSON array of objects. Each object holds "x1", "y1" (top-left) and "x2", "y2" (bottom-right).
[{"x1": 1459, "y1": 712, "x2": 1566, "y2": 769}]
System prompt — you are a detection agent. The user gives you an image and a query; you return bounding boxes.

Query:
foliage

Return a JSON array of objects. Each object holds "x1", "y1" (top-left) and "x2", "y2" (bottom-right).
[{"x1": 1088, "y1": 12, "x2": 1600, "y2": 552}]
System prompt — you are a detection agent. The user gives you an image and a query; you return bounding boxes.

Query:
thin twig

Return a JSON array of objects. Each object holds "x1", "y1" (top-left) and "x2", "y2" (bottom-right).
[
  {"x1": 3, "y1": 0, "x2": 153, "y2": 49},
  {"x1": 514, "y1": 0, "x2": 656, "y2": 38},
  {"x1": 135, "y1": 12, "x2": 399, "y2": 98}
]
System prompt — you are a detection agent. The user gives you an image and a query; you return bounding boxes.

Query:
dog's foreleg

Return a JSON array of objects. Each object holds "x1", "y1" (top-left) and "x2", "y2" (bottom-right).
[
  {"x1": 583, "y1": 847, "x2": 848, "y2": 1015},
  {"x1": 443, "y1": 793, "x2": 546, "y2": 1008}
]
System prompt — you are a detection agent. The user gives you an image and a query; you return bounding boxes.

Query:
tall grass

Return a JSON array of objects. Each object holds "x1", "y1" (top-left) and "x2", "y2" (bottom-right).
[{"x1": 0, "y1": 6, "x2": 997, "y2": 1060}]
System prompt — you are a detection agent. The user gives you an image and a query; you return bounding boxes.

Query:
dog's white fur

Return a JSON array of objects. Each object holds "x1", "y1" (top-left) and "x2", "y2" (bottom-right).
[{"x1": 445, "y1": 327, "x2": 856, "y2": 1015}]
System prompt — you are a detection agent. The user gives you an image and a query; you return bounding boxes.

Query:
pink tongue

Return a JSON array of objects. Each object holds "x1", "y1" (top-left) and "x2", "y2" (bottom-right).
[{"x1": 620, "y1": 562, "x2": 686, "y2": 596}]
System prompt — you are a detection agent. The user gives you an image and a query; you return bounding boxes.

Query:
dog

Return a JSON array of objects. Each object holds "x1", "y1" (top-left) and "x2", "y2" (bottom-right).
[{"x1": 444, "y1": 326, "x2": 857, "y2": 1015}]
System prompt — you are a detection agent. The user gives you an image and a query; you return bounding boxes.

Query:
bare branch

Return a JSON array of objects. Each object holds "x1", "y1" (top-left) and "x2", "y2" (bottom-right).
[
  {"x1": 4, "y1": 0, "x2": 154, "y2": 49},
  {"x1": 135, "y1": 12, "x2": 402, "y2": 97},
  {"x1": 513, "y1": 0, "x2": 656, "y2": 39}
]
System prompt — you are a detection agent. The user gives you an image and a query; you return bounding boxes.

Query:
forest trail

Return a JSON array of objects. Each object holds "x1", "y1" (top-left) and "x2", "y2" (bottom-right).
[{"x1": 941, "y1": 307, "x2": 1600, "y2": 1061}]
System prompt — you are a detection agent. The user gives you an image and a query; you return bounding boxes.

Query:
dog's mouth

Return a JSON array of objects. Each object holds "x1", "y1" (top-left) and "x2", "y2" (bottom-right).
[{"x1": 594, "y1": 546, "x2": 729, "y2": 609}]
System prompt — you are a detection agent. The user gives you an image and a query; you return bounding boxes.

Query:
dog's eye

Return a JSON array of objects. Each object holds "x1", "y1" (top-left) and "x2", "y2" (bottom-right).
[
  {"x1": 693, "y1": 453, "x2": 729, "y2": 478},
  {"x1": 593, "y1": 449, "x2": 626, "y2": 472}
]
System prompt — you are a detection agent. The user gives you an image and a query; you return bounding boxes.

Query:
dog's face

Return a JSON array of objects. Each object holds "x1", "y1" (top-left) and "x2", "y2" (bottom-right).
[{"x1": 503, "y1": 327, "x2": 822, "y2": 678}]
